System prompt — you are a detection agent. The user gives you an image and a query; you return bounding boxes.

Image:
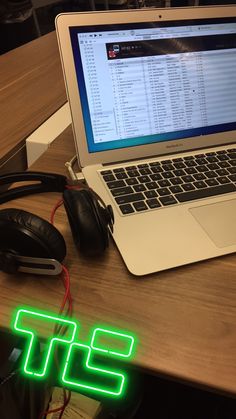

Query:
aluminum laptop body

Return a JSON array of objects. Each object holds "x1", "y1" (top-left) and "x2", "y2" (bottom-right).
[{"x1": 56, "y1": 6, "x2": 236, "y2": 276}]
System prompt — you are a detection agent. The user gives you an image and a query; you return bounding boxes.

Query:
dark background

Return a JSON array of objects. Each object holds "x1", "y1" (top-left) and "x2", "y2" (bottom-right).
[{"x1": 1, "y1": 0, "x2": 236, "y2": 55}]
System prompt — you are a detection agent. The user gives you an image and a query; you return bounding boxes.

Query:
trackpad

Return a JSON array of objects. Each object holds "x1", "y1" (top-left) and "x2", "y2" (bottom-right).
[{"x1": 189, "y1": 199, "x2": 236, "y2": 248}]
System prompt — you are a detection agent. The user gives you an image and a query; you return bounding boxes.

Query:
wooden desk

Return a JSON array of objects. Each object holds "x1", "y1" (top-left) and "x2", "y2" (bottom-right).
[
  {"x1": 0, "y1": 126, "x2": 236, "y2": 399},
  {"x1": 0, "y1": 31, "x2": 67, "y2": 174}
]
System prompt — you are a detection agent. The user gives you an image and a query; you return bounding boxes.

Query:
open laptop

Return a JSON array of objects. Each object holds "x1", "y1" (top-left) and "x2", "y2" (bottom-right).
[{"x1": 56, "y1": 6, "x2": 236, "y2": 276}]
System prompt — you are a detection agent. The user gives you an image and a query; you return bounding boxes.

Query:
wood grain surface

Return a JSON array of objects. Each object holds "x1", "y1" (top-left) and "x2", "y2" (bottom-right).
[
  {"x1": 0, "y1": 31, "x2": 67, "y2": 167},
  {"x1": 0, "y1": 127, "x2": 236, "y2": 397}
]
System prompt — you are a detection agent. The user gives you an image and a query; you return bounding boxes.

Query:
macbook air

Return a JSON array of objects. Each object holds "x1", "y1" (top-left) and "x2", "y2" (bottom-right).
[{"x1": 56, "y1": 6, "x2": 236, "y2": 275}]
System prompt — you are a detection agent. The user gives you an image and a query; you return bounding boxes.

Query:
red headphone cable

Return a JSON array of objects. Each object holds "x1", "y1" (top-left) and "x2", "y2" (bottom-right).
[{"x1": 39, "y1": 200, "x2": 74, "y2": 419}]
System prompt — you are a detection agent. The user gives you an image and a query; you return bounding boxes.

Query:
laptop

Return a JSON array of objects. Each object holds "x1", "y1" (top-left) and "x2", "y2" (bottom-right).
[{"x1": 56, "y1": 6, "x2": 236, "y2": 276}]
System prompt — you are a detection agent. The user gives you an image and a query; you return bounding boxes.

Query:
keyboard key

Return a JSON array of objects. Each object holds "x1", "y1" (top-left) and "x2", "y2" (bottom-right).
[
  {"x1": 218, "y1": 161, "x2": 230, "y2": 168},
  {"x1": 193, "y1": 173, "x2": 206, "y2": 181},
  {"x1": 157, "y1": 188, "x2": 170, "y2": 196},
  {"x1": 229, "y1": 174, "x2": 236, "y2": 182},
  {"x1": 127, "y1": 170, "x2": 139, "y2": 177},
  {"x1": 103, "y1": 174, "x2": 115, "y2": 182},
  {"x1": 139, "y1": 168, "x2": 152, "y2": 175},
  {"x1": 174, "y1": 169, "x2": 185, "y2": 176},
  {"x1": 185, "y1": 167, "x2": 197, "y2": 174},
  {"x1": 197, "y1": 165, "x2": 209, "y2": 172},
  {"x1": 206, "y1": 156, "x2": 218, "y2": 163},
  {"x1": 137, "y1": 163, "x2": 149, "y2": 169},
  {"x1": 194, "y1": 181, "x2": 207, "y2": 188},
  {"x1": 182, "y1": 183, "x2": 195, "y2": 191},
  {"x1": 170, "y1": 185, "x2": 183, "y2": 193},
  {"x1": 119, "y1": 204, "x2": 134, "y2": 214},
  {"x1": 195, "y1": 154, "x2": 205, "y2": 158},
  {"x1": 101, "y1": 170, "x2": 112, "y2": 175},
  {"x1": 174, "y1": 162, "x2": 186, "y2": 169},
  {"x1": 182, "y1": 175, "x2": 194, "y2": 183},
  {"x1": 170, "y1": 177, "x2": 183, "y2": 185},
  {"x1": 205, "y1": 151, "x2": 216, "y2": 156},
  {"x1": 159, "y1": 179, "x2": 171, "y2": 187},
  {"x1": 145, "y1": 190, "x2": 157, "y2": 198},
  {"x1": 126, "y1": 165, "x2": 137, "y2": 170},
  {"x1": 133, "y1": 184, "x2": 146, "y2": 192},
  {"x1": 216, "y1": 169, "x2": 228, "y2": 176},
  {"x1": 185, "y1": 160, "x2": 197, "y2": 167},
  {"x1": 205, "y1": 171, "x2": 217, "y2": 178},
  {"x1": 138, "y1": 175, "x2": 150, "y2": 183},
  {"x1": 159, "y1": 195, "x2": 178, "y2": 206},
  {"x1": 151, "y1": 166, "x2": 163, "y2": 173},
  {"x1": 176, "y1": 183, "x2": 236, "y2": 202},
  {"x1": 184, "y1": 155, "x2": 194, "y2": 160},
  {"x1": 162, "y1": 171, "x2": 175, "y2": 179},
  {"x1": 228, "y1": 152, "x2": 236, "y2": 159},
  {"x1": 114, "y1": 167, "x2": 125, "y2": 173},
  {"x1": 116, "y1": 172, "x2": 128, "y2": 180},
  {"x1": 146, "y1": 198, "x2": 161, "y2": 209},
  {"x1": 205, "y1": 179, "x2": 219, "y2": 187},
  {"x1": 133, "y1": 201, "x2": 148, "y2": 211},
  {"x1": 107, "y1": 180, "x2": 126, "y2": 189},
  {"x1": 126, "y1": 178, "x2": 139, "y2": 185},
  {"x1": 111, "y1": 186, "x2": 133, "y2": 197},
  {"x1": 218, "y1": 155, "x2": 229, "y2": 161},
  {"x1": 115, "y1": 193, "x2": 145, "y2": 205},
  {"x1": 150, "y1": 173, "x2": 163, "y2": 181},
  {"x1": 208, "y1": 163, "x2": 219, "y2": 170},
  {"x1": 150, "y1": 161, "x2": 161, "y2": 166},
  {"x1": 161, "y1": 159, "x2": 172, "y2": 164},
  {"x1": 146, "y1": 181, "x2": 158, "y2": 190},
  {"x1": 162, "y1": 164, "x2": 174, "y2": 171},
  {"x1": 218, "y1": 176, "x2": 230, "y2": 184},
  {"x1": 195, "y1": 158, "x2": 207, "y2": 165}
]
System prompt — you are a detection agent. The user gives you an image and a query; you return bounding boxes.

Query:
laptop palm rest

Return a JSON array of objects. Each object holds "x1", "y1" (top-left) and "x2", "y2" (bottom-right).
[{"x1": 189, "y1": 199, "x2": 236, "y2": 248}]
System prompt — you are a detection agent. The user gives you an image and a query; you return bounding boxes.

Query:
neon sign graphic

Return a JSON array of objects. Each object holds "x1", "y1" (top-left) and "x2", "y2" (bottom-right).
[{"x1": 13, "y1": 308, "x2": 136, "y2": 398}]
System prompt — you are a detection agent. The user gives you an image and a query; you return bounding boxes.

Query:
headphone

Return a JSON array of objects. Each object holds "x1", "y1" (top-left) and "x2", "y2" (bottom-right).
[{"x1": 0, "y1": 171, "x2": 114, "y2": 276}]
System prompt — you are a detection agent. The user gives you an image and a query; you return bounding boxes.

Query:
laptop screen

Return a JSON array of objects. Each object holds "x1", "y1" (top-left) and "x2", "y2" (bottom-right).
[{"x1": 69, "y1": 18, "x2": 236, "y2": 153}]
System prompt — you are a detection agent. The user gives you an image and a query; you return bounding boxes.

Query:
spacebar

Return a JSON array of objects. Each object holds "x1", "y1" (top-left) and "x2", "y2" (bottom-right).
[{"x1": 176, "y1": 183, "x2": 236, "y2": 202}]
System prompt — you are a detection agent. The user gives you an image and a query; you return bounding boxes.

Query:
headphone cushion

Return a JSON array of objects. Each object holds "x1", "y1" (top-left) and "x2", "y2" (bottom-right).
[
  {"x1": 0, "y1": 209, "x2": 66, "y2": 262},
  {"x1": 63, "y1": 189, "x2": 108, "y2": 255}
]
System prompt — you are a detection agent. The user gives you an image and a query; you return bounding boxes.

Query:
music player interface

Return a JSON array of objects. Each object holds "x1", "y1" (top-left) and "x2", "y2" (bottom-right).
[{"x1": 70, "y1": 20, "x2": 236, "y2": 152}]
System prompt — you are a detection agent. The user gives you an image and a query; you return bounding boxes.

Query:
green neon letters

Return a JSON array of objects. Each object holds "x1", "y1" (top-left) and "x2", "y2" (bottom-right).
[
  {"x1": 14, "y1": 309, "x2": 77, "y2": 377},
  {"x1": 13, "y1": 308, "x2": 135, "y2": 398},
  {"x1": 62, "y1": 328, "x2": 134, "y2": 396}
]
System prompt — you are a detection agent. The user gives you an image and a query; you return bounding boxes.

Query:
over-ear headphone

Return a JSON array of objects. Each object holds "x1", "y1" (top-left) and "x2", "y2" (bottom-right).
[{"x1": 0, "y1": 172, "x2": 114, "y2": 275}]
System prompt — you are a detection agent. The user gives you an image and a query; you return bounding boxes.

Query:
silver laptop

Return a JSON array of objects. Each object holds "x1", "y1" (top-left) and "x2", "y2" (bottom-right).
[{"x1": 56, "y1": 6, "x2": 236, "y2": 276}]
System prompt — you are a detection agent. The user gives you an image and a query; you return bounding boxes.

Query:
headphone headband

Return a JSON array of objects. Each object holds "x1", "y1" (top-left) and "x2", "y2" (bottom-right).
[{"x1": 0, "y1": 172, "x2": 67, "y2": 204}]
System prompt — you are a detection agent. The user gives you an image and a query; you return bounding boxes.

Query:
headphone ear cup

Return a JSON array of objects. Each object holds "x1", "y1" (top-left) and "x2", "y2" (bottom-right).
[
  {"x1": 0, "y1": 209, "x2": 66, "y2": 262},
  {"x1": 63, "y1": 189, "x2": 112, "y2": 255}
]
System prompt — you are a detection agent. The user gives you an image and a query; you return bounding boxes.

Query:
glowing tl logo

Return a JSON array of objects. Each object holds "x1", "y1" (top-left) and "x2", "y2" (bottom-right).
[{"x1": 13, "y1": 308, "x2": 136, "y2": 397}]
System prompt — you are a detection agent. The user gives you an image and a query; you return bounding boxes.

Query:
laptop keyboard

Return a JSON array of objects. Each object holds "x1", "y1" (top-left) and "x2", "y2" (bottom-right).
[{"x1": 100, "y1": 148, "x2": 236, "y2": 215}]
